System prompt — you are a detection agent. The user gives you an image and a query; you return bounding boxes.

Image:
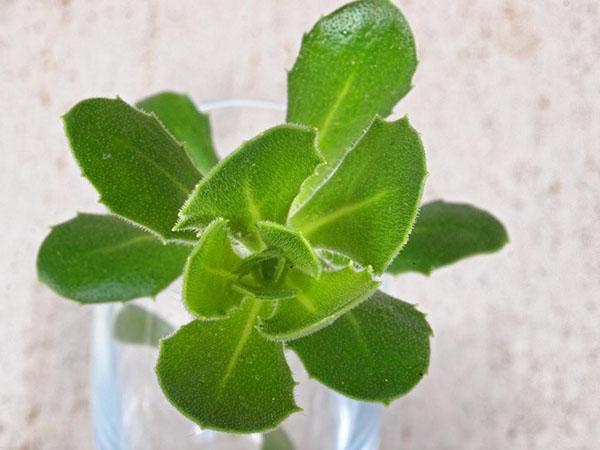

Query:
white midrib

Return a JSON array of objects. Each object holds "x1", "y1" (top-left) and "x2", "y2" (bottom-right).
[
  {"x1": 317, "y1": 71, "x2": 356, "y2": 153},
  {"x1": 284, "y1": 277, "x2": 317, "y2": 314},
  {"x1": 218, "y1": 300, "x2": 263, "y2": 392},
  {"x1": 117, "y1": 137, "x2": 193, "y2": 199},
  {"x1": 297, "y1": 191, "x2": 388, "y2": 236},
  {"x1": 345, "y1": 312, "x2": 370, "y2": 357},
  {"x1": 86, "y1": 234, "x2": 154, "y2": 255},
  {"x1": 244, "y1": 180, "x2": 262, "y2": 224},
  {"x1": 203, "y1": 265, "x2": 238, "y2": 281},
  {"x1": 294, "y1": 291, "x2": 317, "y2": 314}
]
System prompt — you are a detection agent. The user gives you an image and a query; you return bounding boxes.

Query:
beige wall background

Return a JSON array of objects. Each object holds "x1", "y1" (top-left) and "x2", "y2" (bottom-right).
[{"x1": 1, "y1": 0, "x2": 599, "y2": 449}]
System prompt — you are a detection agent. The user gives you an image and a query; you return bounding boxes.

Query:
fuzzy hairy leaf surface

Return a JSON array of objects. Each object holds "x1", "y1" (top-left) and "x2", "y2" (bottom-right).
[
  {"x1": 290, "y1": 117, "x2": 426, "y2": 274},
  {"x1": 235, "y1": 249, "x2": 282, "y2": 278},
  {"x1": 258, "y1": 265, "x2": 379, "y2": 341},
  {"x1": 136, "y1": 91, "x2": 219, "y2": 175},
  {"x1": 176, "y1": 125, "x2": 322, "y2": 249},
  {"x1": 183, "y1": 219, "x2": 246, "y2": 319},
  {"x1": 156, "y1": 300, "x2": 299, "y2": 433},
  {"x1": 257, "y1": 221, "x2": 321, "y2": 278},
  {"x1": 288, "y1": 290, "x2": 431, "y2": 403},
  {"x1": 316, "y1": 249, "x2": 355, "y2": 271},
  {"x1": 287, "y1": 0, "x2": 417, "y2": 165},
  {"x1": 232, "y1": 283, "x2": 297, "y2": 301},
  {"x1": 388, "y1": 200, "x2": 509, "y2": 274},
  {"x1": 63, "y1": 97, "x2": 201, "y2": 241},
  {"x1": 37, "y1": 214, "x2": 190, "y2": 303}
]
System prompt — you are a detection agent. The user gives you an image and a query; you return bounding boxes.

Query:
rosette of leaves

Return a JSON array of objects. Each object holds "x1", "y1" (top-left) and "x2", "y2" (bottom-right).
[{"x1": 36, "y1": 0, "x2": 508, "y2": 435}]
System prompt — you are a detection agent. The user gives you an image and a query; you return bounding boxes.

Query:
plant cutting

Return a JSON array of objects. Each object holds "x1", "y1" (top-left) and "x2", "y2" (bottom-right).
[{"x1": 37, "y1": 0, "x2": 508, "y2": 437}]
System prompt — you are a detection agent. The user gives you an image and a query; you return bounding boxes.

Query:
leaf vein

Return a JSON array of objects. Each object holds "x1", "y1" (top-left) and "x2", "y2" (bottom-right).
[
  {"x1": 203, "y1": 266, "x2": 239, "y2": 281},
  {"x1": 86, "y1": 235, "x2": 154, "y2": 256},
  {"x1": 119, "y1": 138, "x2": 192, "y2": 198},
  {"x1": 317, "y1": 71, "x2": 356, "y2": 145},
  {"x1": 346, "y1": 312, "x2": 370, "y2": 357},
  {"x1": 294, "y1": 291, "x2": 317, "y2": 314},
  {"x1": 218, "y1": 300, "x2": 262, "y2": 392},
  {"x1": 298, "y1": 191, "x2": 388, "y2": 235},
  {"x1": 244, "y1": 180, "x2": 262, "y2": 224}
]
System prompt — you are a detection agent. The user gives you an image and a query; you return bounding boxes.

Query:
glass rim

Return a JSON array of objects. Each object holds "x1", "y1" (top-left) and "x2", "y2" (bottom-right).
[{"x1": 197, "y1": 98, "x2": 286, "y2": 112}]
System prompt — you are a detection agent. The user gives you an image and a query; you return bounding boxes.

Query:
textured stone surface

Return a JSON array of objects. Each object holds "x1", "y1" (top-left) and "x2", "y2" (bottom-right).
[{"x1": 1, "y1": 0, "x2": 599, "y2": 448}]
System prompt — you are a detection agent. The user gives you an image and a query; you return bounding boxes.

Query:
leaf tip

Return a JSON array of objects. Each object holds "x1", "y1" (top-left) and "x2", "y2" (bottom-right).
[
  {"x1": 172, "y1": 215, "x2": 190, "y2": 232},
  {"x1": 381, "y1": 398, "x2": 393, "y2": 407}
]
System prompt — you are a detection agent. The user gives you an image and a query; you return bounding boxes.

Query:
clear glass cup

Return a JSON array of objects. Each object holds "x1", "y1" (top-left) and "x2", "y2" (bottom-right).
[{"x1": 91, "y1": 100, "x2": 383, "y2": 450}]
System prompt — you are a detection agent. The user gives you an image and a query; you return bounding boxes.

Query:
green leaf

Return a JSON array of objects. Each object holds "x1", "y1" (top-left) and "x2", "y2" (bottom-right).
[
  {"x1": 182, "y1": 219, "x2": 245, "y2": 319},
  {"x1": 388, "y1": 200, "x2": 509, "y2": 274},
  {"x1": 290, "y1": 117, "x2": 426, "y2": 274},
  {"x1": 235, "y1": 249, "x2": 283, "y2": 278},
  {"x1": 257, "y1": 221, "x2": 321, "y2": 278},
  {"x1": 316, "y1": 248, "x2": 355, "y2": 270},
  {"x1": 287, "y1": 0, "x2": 417, "y2": 165},
  {"x1": 232, "y1": 282, "x2": 297, "y2": 301},
  {"x1": 156, "y1": 299, "x2": 299, "y2": 433},
  {"x1": 136, "y1": 91, "x2": 219, "y2": 175},
  {"x1": 288, "y1": 290, "x2": 431, "y2": 404},
  {"x1": 175, "y1": 125, "x2": 322, "y2": 249},
  {"x1": 37, "y1": 214, "x2": 190, "y2": 303},
  {"x1": 258, "y1": 265, "x2": 379, "y2": 341},
  {"x1": 63, "y1": 97, "x2": 201, "y2": 241},
  {"x1": 113, "y1": 305, "x2": 175, "y2": 346},
  {"x1": 261, "y1": 428, "x2": 295, "y2": 450}
]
